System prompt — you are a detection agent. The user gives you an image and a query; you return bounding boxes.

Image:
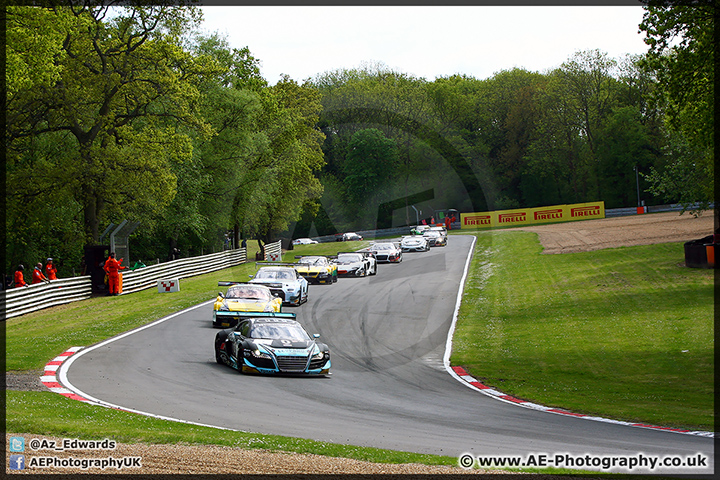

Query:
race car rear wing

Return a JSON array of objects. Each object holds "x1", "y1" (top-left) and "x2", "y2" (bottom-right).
[
  {"x1": 333, "y1": 251, "x2": 375, "y2": 258},
  {"x1": 254, "y1": 261, "x2": 301, "y2": 268},
  {"x1": 214, "y1": 311, "x2": 297, "y2": 319},
  {"x1": 218, "y1": 280, "x2": 285, "y2": 294},
  {"x1": 367, "y1": 241, "x2": 402, "y2": 248}
]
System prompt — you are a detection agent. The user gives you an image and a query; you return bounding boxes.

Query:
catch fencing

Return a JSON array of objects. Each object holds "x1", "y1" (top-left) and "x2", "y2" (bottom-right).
[{"x1": 1, "y1": 247, "x2": 258, "y2": 320}]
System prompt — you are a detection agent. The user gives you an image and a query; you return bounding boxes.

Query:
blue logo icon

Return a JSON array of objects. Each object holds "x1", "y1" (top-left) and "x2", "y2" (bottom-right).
[
  {"x1": 9, "y1": 454, "x2": 26, "y2": 470},
  {"x1": 9, "y1": 437, "x2": 25, "y2": 452}
]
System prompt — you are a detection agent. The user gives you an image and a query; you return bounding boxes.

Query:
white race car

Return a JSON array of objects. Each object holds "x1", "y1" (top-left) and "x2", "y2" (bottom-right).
[
  {"x1": 333, "y1": 252, "x2": 377, "y2": 277},
  {"x1": 401, "y1": 235, "x2": 429, "y2": 252},
  {"x1": 249, "y1": 265, "x2": 309, "y2": 306},
  {"x1": 423, "y1": 229, "x2": 447, "y2": 247},
  {"x1": 292, "y1": 238, "x2": 318, "y2": 245},
  {"x1": 338, "y1": 232, "x2": 363, "y2": 241},
  {"x1": 368, "y1": 242, "x2": 403, "y2": 263}
]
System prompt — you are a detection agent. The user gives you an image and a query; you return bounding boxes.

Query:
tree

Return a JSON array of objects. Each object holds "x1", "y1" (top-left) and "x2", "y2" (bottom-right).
[
  {"x1": 473, "y1": 68, "x2": 546, "y2": 208},
  {"x1": 6, "y1": 4, "x2": 220, "y2": 244},
  {"x1": 595, "y1": 106, "x2": 656, "y2": 208},
  {"x1": 343, "y1": 128, "x2": 399, "y2": 207},
  {"x1": 639, "y1": 1, "x2": 714, "y2": 212},
  {"x1": 231, "y1": 76, "x2": 325, "y2": 245},
  {"x1": 4, "y1": 6, "x2": 73, "y2": 97},
  {"x1": 155, "y1": 34, "x2": 267, "y2": 256}
]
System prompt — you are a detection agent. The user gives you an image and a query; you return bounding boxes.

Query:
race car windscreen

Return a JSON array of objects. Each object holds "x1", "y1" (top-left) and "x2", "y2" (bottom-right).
[
  {"x1": 251, "y1": 324, "x2": 310, "y2": 341},
  {"x1": 227, "y1": 286, "x2": 271, "y2": 300},
  {"x1": 300, "y1": 257, "x2": 324, "y2": 265},
  {"x1": 256, "y1": 269, "x2": 293, "y2": 280},
  {"x1": 338, "y1": 254, "x2": 362, "y2": 263}
]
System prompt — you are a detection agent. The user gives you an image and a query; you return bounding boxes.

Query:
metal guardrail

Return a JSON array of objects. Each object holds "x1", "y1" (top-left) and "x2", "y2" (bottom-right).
[
  {"x1": 264, "y1": 240, "x2": 282, "y2": 259},
  {"x1": 311, "y1": 225, "x2": 446, "y2": 244},
  {"x1": 1, "y1": 276, "x2": 93, "y2": 320},
  {"x1": 1, "y1": 248, "x2": 248, "y2": 320},
  {"x1": 121, "y1": 248, "x2": 247, "y2": 294},
  {"x1": 605, "y1": 203, "x2": 715, "y2": 217}
]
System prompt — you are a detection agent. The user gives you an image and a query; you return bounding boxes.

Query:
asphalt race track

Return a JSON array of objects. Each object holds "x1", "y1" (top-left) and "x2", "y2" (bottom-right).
[{"x1": 63, "y1": 235, "x2": 714, "y2": 474}]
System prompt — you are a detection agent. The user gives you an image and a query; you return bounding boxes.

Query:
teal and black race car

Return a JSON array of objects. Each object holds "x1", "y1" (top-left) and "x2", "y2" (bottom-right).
[{"x1": 214, "y1": 313, "x2": 331, "y2": 376}]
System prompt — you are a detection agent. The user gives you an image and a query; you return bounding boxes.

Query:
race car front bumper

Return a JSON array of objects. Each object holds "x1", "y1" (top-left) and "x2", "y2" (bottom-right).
[{"x1": 242, "y1": 356, "x2": 331, "y2": 375}]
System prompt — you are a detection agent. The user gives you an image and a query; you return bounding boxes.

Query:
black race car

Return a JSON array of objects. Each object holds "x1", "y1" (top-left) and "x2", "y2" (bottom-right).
[{"x1": 214, "y1": 313, "x2": 331, "y2": 376}]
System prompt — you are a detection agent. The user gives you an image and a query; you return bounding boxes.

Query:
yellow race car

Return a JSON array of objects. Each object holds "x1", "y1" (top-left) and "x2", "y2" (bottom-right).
[
  {"x1": 293, "y1": 255, "x2": 338, "y2": 284},
  {"x1": 213, "y1": 282, "x2": 282, "y2": 328}
]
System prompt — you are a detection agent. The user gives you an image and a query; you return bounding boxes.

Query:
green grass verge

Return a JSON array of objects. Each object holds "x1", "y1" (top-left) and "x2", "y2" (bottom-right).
[
  {"x1": 452, "y1": 230, "x2": 714, "y2": 431},
  {"x1": 5, "y1": 391, "x2": 457, "y2": 467}
]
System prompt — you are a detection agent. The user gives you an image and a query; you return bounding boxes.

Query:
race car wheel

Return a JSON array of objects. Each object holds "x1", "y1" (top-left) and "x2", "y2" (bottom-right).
[{"x1": 215, "y1": 341, "x2": 226, "y2": 365}]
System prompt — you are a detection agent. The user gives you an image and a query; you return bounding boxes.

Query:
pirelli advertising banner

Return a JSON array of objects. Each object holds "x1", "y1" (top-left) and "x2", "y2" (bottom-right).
[{"x1": 460, "y1": 201, "x2": 605, "y2": 229}]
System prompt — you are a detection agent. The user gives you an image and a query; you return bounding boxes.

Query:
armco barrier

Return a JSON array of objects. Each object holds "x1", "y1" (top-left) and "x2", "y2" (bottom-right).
[
  {"x1": 264, "y1": 240, "x2": 282, "y2": 260},
  {"x1": 1, "y1": 276, "x2": 93, "y2": 320},
  {"x1": 1, "y1": 248, "x2": 248, "y2": 320},
  {"x1": 121, "y1": 248, "x2": 247, "y2": 294}
]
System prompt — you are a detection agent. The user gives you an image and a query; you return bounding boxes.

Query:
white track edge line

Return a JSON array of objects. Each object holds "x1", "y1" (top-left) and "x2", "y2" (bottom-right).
[{"x1": 56, "y1": 299, "x2": 248, "y2": 432}]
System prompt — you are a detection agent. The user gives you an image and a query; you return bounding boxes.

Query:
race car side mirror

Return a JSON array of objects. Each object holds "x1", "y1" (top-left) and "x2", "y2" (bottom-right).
[
  {"x1": 313, "y1": 334, "x2": 320, "y2": 339},
  {"x1": 248, "y1": 274, "x2": 254, "y2": 279},
  {"x1": 218, "y1": 292, "x2": 225, "y2": 298}
]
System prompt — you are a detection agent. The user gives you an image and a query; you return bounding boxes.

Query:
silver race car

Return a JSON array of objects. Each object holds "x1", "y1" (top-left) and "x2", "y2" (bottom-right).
[
  {"x1": 368, "y1": 242, "x2": 403, "y2": 263},
  {"x1": 249, "y1": 265, "x2": 309, "y2": 306},
  {"x1": 401, "y1": 235, "x2": 430, "y2": 252}
]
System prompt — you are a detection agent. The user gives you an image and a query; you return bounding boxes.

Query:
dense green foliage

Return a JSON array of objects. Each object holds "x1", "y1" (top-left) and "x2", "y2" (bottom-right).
[
  {"x1": 5, "y1": 4, "x2": 326, "y2": 277},
  {"x1": 309, "y1": 52, "x2": 672, "y2": 233},
  {"x1": 639, "y1": 2, "x2": 715, "y2": 212},
  {"x1": 4, "y1": 3, "x2": 713, "y2": 278}
]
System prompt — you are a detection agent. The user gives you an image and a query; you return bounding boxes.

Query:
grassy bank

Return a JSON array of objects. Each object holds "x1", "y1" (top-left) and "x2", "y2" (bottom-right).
[
  {"x1": 5, "y1": 391, "x2": 459, "y2": 468},
  {"x1": 452, "y1": 231, "x2": 714, "y2": 431}
]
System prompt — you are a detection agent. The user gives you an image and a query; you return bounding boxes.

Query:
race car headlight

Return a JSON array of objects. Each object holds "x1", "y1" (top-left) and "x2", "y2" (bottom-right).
[
  {"x1": 263, "y1": 304, "x2": 275, "y2": 312},
  {"x1": 312, "y1": 351, "x2": 324, "y2": 360},
  {"x1": 219, "y1": 304, "x2": 229, "y2": 311},
  {"x1": 252, "y1": 349, "x2": 271, "y2": 359}
]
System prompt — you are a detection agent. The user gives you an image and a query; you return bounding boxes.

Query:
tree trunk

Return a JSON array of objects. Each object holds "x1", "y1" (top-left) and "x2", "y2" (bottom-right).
[{"x1": 83, "y1": 189, "x2": 103, "y2": 244}]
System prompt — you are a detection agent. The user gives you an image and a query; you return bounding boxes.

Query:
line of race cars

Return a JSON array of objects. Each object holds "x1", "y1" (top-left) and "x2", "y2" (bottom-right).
[{"x1": 213, "y1": 225, "x2": 449, "y2": 376}]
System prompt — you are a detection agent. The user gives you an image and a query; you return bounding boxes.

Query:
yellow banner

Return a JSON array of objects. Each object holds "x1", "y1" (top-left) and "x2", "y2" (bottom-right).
[{"x1": 460, "y1": 202, "x2": 605, "y2": 229}]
